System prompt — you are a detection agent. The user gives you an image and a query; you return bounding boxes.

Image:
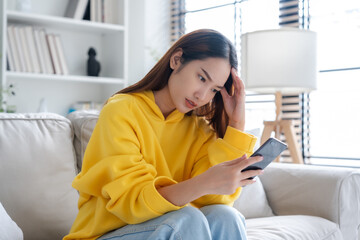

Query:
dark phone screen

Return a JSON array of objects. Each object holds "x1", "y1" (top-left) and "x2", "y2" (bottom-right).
[{"x1": 241, "y1": 138, "x2": 287, "y2": 174}]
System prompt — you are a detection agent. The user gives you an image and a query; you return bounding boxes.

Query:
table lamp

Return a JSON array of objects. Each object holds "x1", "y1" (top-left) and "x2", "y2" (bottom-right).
[{"x1": 241, "y1": 28, "x2": 317, "y2": 164}]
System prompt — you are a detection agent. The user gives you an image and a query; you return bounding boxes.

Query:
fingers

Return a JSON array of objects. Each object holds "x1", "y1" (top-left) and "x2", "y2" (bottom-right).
[
  {"x1": 225, "y1": 154, "x2": 262, "y2": 168},
  {"x1": 220, "y1": 87, "x2": 230, "y2": 103},
  {"x1": 231, "y1": 68, "x2": 245, "y2": 96},
  {"x1": 225, "y1": 154, "x2": 247, "y2": 166},
  {"x1": 238, "y1": 155, "x2": 263, "y2": 169},
  {"x1": 241, "y1": 169, "x2": 264, "y2": 180},
  {"x1": 241, "y1": 178, "x2": 257, "y2": 187}
]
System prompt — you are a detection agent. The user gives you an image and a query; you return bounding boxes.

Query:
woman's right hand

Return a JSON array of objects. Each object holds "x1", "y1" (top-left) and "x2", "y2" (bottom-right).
[
  {"x1": 198, "y1": 154, "x2": 264, "y2": 195},
  {"x1": 156, "y1": 154, "x2": 263, "y2": 206}
]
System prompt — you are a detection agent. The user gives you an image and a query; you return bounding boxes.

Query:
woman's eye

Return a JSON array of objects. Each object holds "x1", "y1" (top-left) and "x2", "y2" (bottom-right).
[
  {"x1": 212, "y1": 89, "x2": 219, "y2": 93},
  {"x1": 199, "y1": 75, "x2": 206, "y2": 82}
]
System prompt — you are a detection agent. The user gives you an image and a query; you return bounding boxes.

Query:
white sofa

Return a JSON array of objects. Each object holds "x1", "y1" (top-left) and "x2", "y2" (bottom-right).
[{"x1": 0, "y1": 111, "x2": 359, "y2": 240}]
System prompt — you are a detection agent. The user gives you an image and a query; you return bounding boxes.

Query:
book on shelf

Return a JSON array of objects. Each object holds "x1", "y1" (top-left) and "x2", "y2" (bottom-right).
[
  {"x1": 24, "y1": 26, "x2": 41, "y2": 73},
  {"x1": 103, "y1": 0, "x2": 114, "y2": 24},
  {"x1": 18, "y1": 27, "x2": 33, "y2": 73},
  {"x1": 12, "y1": 26, "x2": 26, "y2": 72},
  {"x1": 6, "y1": 34, "x2": 15, "y2": 71},
  {"x1": 64, "y1": 0, "x2": 118, "y2": 24},
  {"x1": 64, "y1": 0, "x2": 89, "y2": 20},
  {"x1": 53, "y1": 35, "x2": 69, "y2": 75},
  {"x1": 89, "y1": 0, "x2": 116, "y2": 24},
  {"x1": 6, "y1": 25, "x2": 62, "y2": 75},
  {"x1": 83, "y1": 1, "x2": 91, "y2": 20},
  {"x1": 90, "y1": 0, "x2": 98, "y2": 22},
  {"x1": 38, "y1": 29, "x2": 55, "y2": 74},
  {"x1": 6, "y1": 55, "x2": 11, "y2": 71},
  {"x1": 46, "y1": 34, "x2": 62, "y2": 75},
  {"x1": 7, "y1": 26, "x2": 20, "y2": 72},
  {"x1": 33, "y1": 29, "x2": 47, "y2": 74}
]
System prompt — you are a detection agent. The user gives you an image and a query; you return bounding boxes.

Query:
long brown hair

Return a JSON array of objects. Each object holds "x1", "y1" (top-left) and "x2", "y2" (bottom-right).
[{"x1": 113, "y1": 29, "x2": 238, "y2": 138}]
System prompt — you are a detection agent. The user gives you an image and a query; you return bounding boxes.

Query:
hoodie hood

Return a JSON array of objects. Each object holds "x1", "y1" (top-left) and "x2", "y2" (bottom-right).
[{"x1": 132, "y1": 91, "x2": 185, "y2": 123}]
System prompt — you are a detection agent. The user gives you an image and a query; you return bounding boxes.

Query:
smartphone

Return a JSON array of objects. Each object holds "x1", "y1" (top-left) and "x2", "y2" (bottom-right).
[{"x1": 241, "y1": 137, "x2": 287, "y2": 179}]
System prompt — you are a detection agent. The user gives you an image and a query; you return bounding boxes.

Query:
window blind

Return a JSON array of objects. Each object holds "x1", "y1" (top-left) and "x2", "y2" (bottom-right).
[
  {"x1": 278, "y1": 0, "x2": 309, "y2": 162},
  {"x1": 170, "y1": 0, "x2": 185, "y2": 44}
]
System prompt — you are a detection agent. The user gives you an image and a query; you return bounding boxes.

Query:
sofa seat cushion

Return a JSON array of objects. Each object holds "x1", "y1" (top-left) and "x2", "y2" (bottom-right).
[
  {"x1": 0, "y1": 113, "x2": 79, "y2": 240},
  {"x1": 246, "y1": 215, "x2": 343, "y2": 240}
]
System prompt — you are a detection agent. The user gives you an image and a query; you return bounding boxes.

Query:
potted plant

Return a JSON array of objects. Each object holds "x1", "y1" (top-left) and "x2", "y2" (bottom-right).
[{"x1": 0, "y1": 84, "x2": 16, "y2": 113}]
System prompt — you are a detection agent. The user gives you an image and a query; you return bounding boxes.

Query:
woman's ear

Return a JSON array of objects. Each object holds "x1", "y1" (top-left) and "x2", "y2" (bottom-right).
[{"x1": 170, "y1": 48, "x2": 183, "y2": 70}]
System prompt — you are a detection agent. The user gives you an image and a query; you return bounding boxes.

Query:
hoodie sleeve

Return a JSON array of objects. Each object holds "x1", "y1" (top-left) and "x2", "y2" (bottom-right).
[
  {"x1": 72, "y1": 97, "x2": 182, "y2": 226},
  {"x1": 190, "y1": 125, "x2": 258, "y2": 208}
]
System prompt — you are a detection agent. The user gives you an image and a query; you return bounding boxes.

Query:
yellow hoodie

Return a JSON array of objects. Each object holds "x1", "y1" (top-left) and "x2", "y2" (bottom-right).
[{"x1": 64, "y1": 91, "x2": 257, "y2": 240}]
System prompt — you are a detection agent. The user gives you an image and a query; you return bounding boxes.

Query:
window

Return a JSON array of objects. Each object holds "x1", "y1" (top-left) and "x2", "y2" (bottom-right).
[
  {"x1": 308, "y1": 0, "x2": 360, "y2": 166},
  {"x1": 173, "y1": 0, "x2": 360, "y2": 167}
]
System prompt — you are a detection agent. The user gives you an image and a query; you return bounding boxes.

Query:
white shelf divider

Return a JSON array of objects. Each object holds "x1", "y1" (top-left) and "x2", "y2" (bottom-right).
[
  {"x1": 6, "y1": 71, "x2": 125, "y2": 85},
  {"x1": 7, "y1": 10, "x2": 125, "y2": 34}
]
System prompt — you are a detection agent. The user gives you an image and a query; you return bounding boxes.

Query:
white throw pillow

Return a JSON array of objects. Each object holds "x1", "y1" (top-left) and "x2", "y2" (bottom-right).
[
  {"x1": 67, "y1": 110, "x2": 100, "y2": 171},
  {"x1": 233, "y1": 128, "x2": 274, "y2": 219},
  {"x1": 233, "y1": 178, "x2": 274, "y2": 219},
  {"x1": 0, "y1": 202, "x2": 23, "y2": 240}
]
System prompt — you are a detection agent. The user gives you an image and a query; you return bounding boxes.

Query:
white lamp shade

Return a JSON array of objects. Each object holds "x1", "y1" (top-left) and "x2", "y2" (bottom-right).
[{"x1": 241, "y1": 28, "x2": 317, "y2": 93}]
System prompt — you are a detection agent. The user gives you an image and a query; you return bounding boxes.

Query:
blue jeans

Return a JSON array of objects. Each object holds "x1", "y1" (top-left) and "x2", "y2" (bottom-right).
[{"x1": 97, "y1": 204, "x2": 247, "y2": 240}]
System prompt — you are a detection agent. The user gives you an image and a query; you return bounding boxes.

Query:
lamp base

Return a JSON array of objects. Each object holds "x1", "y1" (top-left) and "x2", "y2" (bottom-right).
[{"x1": 261, "y1": 120, "x2": 304, "y2": 164}]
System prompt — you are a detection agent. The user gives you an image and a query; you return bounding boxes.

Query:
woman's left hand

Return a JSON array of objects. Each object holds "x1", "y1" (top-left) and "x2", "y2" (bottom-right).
[{"x1": 220, "y1": 68, "x2": 246, "y2": 131}]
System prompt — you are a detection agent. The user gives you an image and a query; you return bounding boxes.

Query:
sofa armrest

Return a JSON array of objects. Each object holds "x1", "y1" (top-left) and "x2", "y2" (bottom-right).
[{"x1": 260, "y1": 163, "x2": 360, "y2": 240}]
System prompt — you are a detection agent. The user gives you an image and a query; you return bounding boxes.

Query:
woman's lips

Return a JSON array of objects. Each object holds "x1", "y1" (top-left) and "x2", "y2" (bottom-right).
[{"x1": 185, "y1": 98, "x2": 197, "y2": 108}]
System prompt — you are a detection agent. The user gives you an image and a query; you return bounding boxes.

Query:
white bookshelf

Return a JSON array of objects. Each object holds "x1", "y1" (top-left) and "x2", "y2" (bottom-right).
[
  {"x1": 0, "y1": 0, "x2": 128, "y2": 115},
  {"x1": 6, "y1": 71, "x2": 126, "y2": 84},
  {"x1": 7, "y1": 11, "x2": 126, "y2": 34}
]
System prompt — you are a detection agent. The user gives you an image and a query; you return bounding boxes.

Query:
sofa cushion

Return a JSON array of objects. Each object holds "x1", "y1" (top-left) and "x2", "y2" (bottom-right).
[
  {"x1": 246, "y1": 215, "x2": 343, "y2": 240},
  {"x1": 233, "y1": 127, "x2": 274, "y2": 219},
  {"x1": 67, "y1": 110, "x2": 99, "y2": 172},
  {"x1": 0, "y1": 113, "x2": 79, "y2": 240},
  {"x1": 260, "y1": 163, "x2": 360, "y2": 240},
  {"x1": 0, "y1": 202, "x2": 23, "y2": 240},
  {"x1": 234, "y1": 177, "x2": 274, "y2": 219}
]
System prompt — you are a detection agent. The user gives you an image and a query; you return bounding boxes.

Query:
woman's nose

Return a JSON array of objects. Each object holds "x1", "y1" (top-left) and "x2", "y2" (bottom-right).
[{"x1": 194, "y1": 88, "x2": 208, "y2": 101}]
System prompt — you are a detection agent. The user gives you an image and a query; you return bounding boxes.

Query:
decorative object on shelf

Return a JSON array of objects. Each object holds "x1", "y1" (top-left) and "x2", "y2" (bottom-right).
[
  {"x1": 16, "y1": 0, "x2": 32, "y2": 12},
  {"x1": 0, "y1": 84, "x2": 17, "y2": 113},
  {"x1": 87, "y1": 47, "x2": 101, "y2": 77},
  {"x1": 68, "y1": 101, "x2": 103, "y2": 114},
  {"x1": 38, "y1": 98, "x2": 48, "y2": 112},
  {"x1": 241, "y1": 28, "x2": 317, "y2": 164}
]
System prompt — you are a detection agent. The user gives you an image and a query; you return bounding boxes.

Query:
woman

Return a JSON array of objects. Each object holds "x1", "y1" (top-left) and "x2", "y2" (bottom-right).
[{"x1": 64, "y1": 29, "x2": 263, "y2": 240}]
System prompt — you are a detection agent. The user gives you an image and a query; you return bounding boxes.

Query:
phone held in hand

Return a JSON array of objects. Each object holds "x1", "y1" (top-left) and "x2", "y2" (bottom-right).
[{"x1": 241, "y1": 137, "x2": 287, "y2": 179}]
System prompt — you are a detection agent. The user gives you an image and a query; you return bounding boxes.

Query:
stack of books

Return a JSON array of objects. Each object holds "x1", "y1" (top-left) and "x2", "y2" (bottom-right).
[
  {"x1": 64, "y1": 0, "x2": 118, "y2": 24},
  {"x1": 6, "y1": 25, "x2": 68, "y2": 75}
]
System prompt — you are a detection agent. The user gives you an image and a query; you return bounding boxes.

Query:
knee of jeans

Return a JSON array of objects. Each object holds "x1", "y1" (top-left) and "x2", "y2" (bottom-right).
[
  {"x1": 174, "y1": 206, "x2": 208, "y2": 226},
  {"x1": 201, "y1": 204, "x2": 245, "y2": 223}
]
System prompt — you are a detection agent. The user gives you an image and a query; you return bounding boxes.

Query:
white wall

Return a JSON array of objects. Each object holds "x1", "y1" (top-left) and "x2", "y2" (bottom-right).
[
  {"x1": 144, "y1": 0, "x2": 171, "y2": 73},
  {"x1": 127, "y1": 0, "x2": 171, "y2": 85}
]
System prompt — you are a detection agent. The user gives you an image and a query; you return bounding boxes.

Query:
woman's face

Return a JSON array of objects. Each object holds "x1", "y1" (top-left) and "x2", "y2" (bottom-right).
[{"x1": 168, "y1": 55, "x2": 231, "y2": 114}]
